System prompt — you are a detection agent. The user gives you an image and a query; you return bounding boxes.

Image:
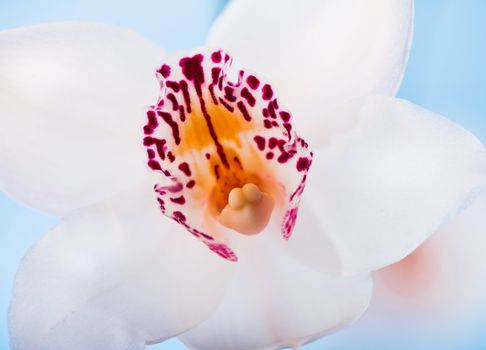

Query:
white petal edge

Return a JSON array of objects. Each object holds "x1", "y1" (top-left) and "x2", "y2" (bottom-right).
[
  {"x1": 179, "y1": 234, "x2": 372, "y2": 350},
  {"x1": 305, "y1": 95, "x2": 486, "y2": 275},
  {"x1": 8, "y1": 177, "x2": 234, "y2": 350},
  {"x1": 327, "y1": 192, "x2": 486, "y2": 349},
  {"x1": 0, "y1": 21, "x2": 164, "y2": 215},
  {"x1": 374, "y1": 191, "x2": 486, "y2": 326},
  {"x1": 207, "y1": 0, "x2": 413, "y2": 145}
]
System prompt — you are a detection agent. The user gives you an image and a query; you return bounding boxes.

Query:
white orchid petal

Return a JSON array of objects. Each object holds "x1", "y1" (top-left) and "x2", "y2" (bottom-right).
[
  {"x1": 268, "y1": 201, "x2": 342, "y2": 275},
  {"x1": 0, "y1": 22, "x2": 164, "y2": 215},
  {"x1": 376, "y1": 192, "x2": 486, "y2": 323},
  {"x1": 328, "y1": 193, "x2": 486, "y2": 349},
  {"x1": 9, "y1": 179, "x2": 233, "y2": 350},
  {"x1": 306, "y1": 96, "x2": 486, "y2": 275},
  {"x1": 208, "y1": 0, "x2": 413, "y2": 143},
  {"x1": 179, "y1": 234, "x2": 372, "y2": 350}
]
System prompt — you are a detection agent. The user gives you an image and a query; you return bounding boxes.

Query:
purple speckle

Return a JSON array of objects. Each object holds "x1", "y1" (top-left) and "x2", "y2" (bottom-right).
[
  {"x1": 211, "y1": 50, "x2": 222, "y2": 63},
  {"x1": 282, "y1": 207, "x2": 298, "y2": 240},
  {"x1": 167, "y1": 93, "x2": 179, "y2": 111},
  {"x1": 143, "y1": 110, "x2": 158, "y2": 135},
  {"x1": 241, "y1": 87, "x2": 256, "y2": 107},
  {"x1": 179, "y1": 54, "x2": 205, "y2": 87},
  {"x1": 211, "y1": 67, "x2": 221, "y2": 84},
  {"x1": 173, "y1": 211, "x2": 186, "y2": 223},
  {"x1": 219, "y1": 97, "x2": 235, "y2": 112},
  {"x1": 166, "y1": 81, "x2": 180, "y2": 92},
  {"x1": 157, "y1": 111, "x2": 181, "y2": 145},
  {"x1": 296, "y1": 157, "x2": 310, "y2": 172},
  {"x1": 178, "y1": 105, "x2": 186, "y2": 121},
  {"x1": 178, "y1": 162, "x2": 192, "y2": 176},
  {"x1": 262, "y1": 84, "x2": 273, "y2": 100},
  {"x1": 277, "y1": 152, "x2": 292, "y2": 164},
  {"x1": 147, "y1": 149, "x2": 155, "y2": 159},
  {"x1": 224, "y1": 86, "x2": 237, "y2": 102},
  {"x1": 148, "y1": 160, "x2": 162, "y2": 170},
  {"x1": 279, "y1": 111, "x2": 291, "y2": 122},
  {"x1": 237, "y1": 101, "x2": 252, "y2": 121},
  {"x1": 247, "y1": 75, "x2": 260, "y2": 89},
  {"x1": 170, "y1": 196, "x2": 186, "y2": 205},
  {"x1": 157, "y1": 64, "x2": 171, "y2": 78},
  {"x1": 253, "y1": 135, "x2": 266, "y2": 151},
  {"x1": 207, "y1": 243, "x2": 237, "y2": 262},
  {"x1": 167, "y1": 152, "x2": 175, "y2": 162},
  {"x1": 186, "y1": 180, "x2": 196, "y2": 189},
  {"x1": 269, "y1": 137, "x2": 278, "y2": 149},
  {"x1": 179, "y1": 80, "x2": 192, "y2": 114}
]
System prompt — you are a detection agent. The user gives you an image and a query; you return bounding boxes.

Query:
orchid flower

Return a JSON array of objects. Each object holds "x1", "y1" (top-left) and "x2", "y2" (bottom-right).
[{"x1": 2, "y1": 1, "x2": 486, "y2": 350}]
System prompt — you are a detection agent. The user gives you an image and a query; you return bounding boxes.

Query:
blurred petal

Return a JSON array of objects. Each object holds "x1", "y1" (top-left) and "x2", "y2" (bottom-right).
[
  {"x1": 179, "y1": 234, "x2": 372, "y2": 350},
  {"x1": 306, "y1": 96, "x2": 486, "y2": 275},
  {"x1": 9, "y1": 178, "x2": 233, "y2": 350},
  {"x1": 0, "y1": 22, "x2": 164, "y2": 215},
  {"x1": 327, "y1": 192, "x2": 486, "y2": 350},
  {"x1": 208, "y1": 0, "x2": 413, "y2": 144},
  {"x1": 377, "y1": 192, "x2": 486, "y2": 321}
]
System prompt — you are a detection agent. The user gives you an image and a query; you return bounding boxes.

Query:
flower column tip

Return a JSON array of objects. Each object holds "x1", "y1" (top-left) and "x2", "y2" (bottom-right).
[{"x1": 219, "y1": 183, "x2": 274, "y2": 235}]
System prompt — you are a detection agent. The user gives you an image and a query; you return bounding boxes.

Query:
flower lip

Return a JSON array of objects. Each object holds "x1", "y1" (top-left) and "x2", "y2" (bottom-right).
[{"x1": 143, "y1": 49, "x2": 313, "y2": 261}]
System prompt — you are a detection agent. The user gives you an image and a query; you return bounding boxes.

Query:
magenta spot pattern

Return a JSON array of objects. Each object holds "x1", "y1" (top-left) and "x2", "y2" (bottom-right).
[{"x1": 143, "y1": 49, "x2": 313, "y2": 260}]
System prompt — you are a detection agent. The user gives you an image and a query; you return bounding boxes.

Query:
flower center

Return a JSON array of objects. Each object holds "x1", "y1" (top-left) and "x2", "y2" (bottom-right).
[
  {"x1": 167, "y1": 94, "x2": 279, "y2": 236},
  {"x1": 143, "y1": 49, "x2": 313, "y2": 261}
]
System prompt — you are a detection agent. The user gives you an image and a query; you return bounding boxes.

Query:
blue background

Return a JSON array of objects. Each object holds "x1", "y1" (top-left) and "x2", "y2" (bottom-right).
[{"x1": 1, "y1": 1, "x2": 485, "y2": 349}]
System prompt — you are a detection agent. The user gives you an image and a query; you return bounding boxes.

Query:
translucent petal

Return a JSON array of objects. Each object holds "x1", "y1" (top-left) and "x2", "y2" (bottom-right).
[
  {"x1": 306, "y1": 96, "x2": 486, "y2": 275},
  {"x1": 179, "y1": 234, "x2": 372, "y2": 350},
  {"x1": 327, "y1": 193, "x2": 486, "y2": 349},
  {"x1": 376, "y1": 192, "x2": 486, "y2": 327},
  {"x1": 208, "y1": 0, "x2": 413, "y2": 144},
  {"x1": 9, "y1": 178, "x2": 233, "y2": 350},
  {"x1": 0, "y1": 22, "x2": 164, "y2": 214}
]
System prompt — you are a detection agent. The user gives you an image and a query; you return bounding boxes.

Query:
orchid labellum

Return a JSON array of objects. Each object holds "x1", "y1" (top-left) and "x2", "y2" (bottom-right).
[{"x1": 1, "y1": 1, "x2": 486, "y2": 350}]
